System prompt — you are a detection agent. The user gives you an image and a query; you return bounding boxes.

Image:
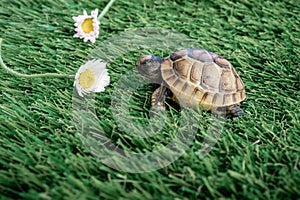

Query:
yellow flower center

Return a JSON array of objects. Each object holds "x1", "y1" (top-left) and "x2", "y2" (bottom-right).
[
  {"x1": 81, "y1": 18, "x2": 94, "y2": 33},
  {"x1": 79, "y1": 69, "x2": 95, "y2": 89}
]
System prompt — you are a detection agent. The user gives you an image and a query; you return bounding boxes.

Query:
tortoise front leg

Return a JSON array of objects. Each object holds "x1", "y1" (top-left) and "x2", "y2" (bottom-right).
[
  {"x1": 149, "y1": 85, "x2": 168, "y2": 117},
  {"x1": 227, "y1": 104, "x2": 244, "y2": 117}
]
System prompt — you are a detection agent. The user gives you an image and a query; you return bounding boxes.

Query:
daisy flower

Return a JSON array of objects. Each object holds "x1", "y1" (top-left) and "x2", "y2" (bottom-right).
[
  {"x1": 73, "y1": 9, "x2": 100, "y2": 43},
  {"x1": 74, "y1": 59, "x2": 110, "y2": 97}
]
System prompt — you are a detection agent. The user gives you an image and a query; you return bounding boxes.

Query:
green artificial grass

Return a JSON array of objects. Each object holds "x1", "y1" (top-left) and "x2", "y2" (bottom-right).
[{"x1": 0, "y1": 0, "x2": 299, "y2": 199}]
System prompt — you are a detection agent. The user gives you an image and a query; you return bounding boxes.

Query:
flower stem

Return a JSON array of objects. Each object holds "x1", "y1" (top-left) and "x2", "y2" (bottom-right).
[
  {"x1": 0, "y1": 38, "x2": 75, "y2": 79},
  {"x1": 98, "y1": 0, "x2": 117, "y2": 21}
]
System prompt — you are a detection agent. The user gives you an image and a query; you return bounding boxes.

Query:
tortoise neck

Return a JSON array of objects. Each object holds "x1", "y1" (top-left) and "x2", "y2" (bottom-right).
[{"x1": 152, "y1": 63, "x2": 163, "y2": 84}]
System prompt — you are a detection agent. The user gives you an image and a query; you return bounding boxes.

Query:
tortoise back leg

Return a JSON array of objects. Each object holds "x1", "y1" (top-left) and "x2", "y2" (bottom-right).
[
  {"x1": 227, "y1": 104, "x2": 244, "y2": 117},
  {"x1": 150, "y1": 85, "x2": 168, "y2": 116}
]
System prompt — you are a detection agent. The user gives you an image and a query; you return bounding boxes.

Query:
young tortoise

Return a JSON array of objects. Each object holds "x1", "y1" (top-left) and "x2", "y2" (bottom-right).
[{"x1": 136, "y1": 48, "x2": 246, "y2": 117}]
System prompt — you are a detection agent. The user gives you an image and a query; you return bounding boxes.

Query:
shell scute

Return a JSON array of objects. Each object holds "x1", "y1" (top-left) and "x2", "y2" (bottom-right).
[
  {"x1": 173, "y1": 59, "x2": 191, "y2": 78},
  {"x1": 170, "y1": 49, "x2": 187, "y2": 61},
  {"x1": 190, "y1": 61, "x2": 204, "y2": 84},
  {"x1": 201, "y1": 63, "x2": 221, "y2": 91},
  {"x1": 188, "y1": 49, "x2": 213, "y2": 62}
]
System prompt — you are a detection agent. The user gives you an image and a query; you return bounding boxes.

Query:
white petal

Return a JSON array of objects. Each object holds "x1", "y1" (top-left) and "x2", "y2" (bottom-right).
[
  {"x1": 91, "y1": 8, "x2": 99, "y2": 17},
  {"x1": 83, "y1": 60, "x2": 96, "y2": 67},
  {"x1": 90, "y1": 38, "x2": 96, "y2": 43},
  {"x1": 95, "y1": 76, "x2": 110, "y2": 92},
  {"x1": 94, "y1": 69, "x2": 110, "y2": 92},
  {"x1": 75, "y1": 81, "x2": 84, "y2": 97}
]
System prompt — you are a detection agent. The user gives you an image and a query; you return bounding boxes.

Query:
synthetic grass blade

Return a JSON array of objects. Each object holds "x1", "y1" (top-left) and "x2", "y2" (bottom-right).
[{"x1": 0, "y1": 38, "x2": 75, "y2": 79}]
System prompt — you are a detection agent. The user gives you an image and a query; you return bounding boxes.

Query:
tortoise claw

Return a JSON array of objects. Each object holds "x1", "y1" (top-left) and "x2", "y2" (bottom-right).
[{"x1": 149, "y1": 105, "x2": 166, "y2": 118}]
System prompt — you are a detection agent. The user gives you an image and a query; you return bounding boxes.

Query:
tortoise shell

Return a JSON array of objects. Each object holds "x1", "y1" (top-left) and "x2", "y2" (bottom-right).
[{"x1": 161, "y1": 48, "x2": 246, "y2": 110}]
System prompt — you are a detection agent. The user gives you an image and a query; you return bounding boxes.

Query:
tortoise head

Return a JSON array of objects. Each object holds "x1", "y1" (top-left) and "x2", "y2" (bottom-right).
[{"x1": 136, "y1": 55, "x2": 163, "y2": 82}]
